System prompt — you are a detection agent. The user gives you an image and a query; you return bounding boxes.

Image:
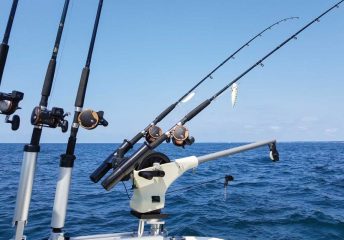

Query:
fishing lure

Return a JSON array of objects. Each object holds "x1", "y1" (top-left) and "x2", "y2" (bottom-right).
[{"x1": 231, "y1": 83, "x2": 239, "y2": 107}]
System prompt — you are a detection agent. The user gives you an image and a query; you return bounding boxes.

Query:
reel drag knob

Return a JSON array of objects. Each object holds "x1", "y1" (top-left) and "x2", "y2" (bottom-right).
[{"x1": 97, "y1": 111, "x2": 108, "y2": 127}]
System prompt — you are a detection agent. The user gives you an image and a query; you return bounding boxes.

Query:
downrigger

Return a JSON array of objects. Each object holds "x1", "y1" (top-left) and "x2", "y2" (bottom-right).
[{"x1": 90, "y1": 17, "x2": 297, "y2": 183}]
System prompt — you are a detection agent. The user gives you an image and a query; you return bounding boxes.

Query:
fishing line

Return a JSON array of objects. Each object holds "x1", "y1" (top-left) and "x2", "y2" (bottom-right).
[
  {"x1": 90, "y1": 16, "x2": 298, "y2": 183},
  {"x1": 101, "y1": 0, "x2": 344, "y2": 191},
  {"x1": 13, "y1": 2, "x2": 71, "y2": 239},
  {"x1": 121, "y1": 181, "x2": 131, "y2": 200},
  {"x1": 50, "y1": 1, "x2": 108, "y2": 236},
  {"x1": 168, "y1": 176, "x2": 228, "y2": 194},
  {"x1": 50, "y1": 0, "x2": 74, "y2": 104}
]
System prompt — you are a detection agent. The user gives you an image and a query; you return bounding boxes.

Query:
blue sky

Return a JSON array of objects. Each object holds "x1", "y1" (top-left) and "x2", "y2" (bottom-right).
[{"x1": 0, "y1": 0, "x2": 343, "y2": 143}]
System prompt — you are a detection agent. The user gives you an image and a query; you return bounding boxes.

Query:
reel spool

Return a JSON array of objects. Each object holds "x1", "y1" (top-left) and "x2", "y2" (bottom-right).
[
  {"x1": 171, "y1": 125, "x2": 195, "y2": 147},
  {"x1": 145, "y1": 125, "x2": 163, "y2": 143},
  {"x1": 78, "y1": 109, "x2": 108, "y2": 130},
  {"x1": 31, "y1": 106, "x2": 69, "y2": 132},
  {"x1": 0, "y1": 99, "x2": 13, "y2": 113}
]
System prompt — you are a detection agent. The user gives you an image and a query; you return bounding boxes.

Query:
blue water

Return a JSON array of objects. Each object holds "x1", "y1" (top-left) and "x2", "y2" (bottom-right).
[{"x1": 0, "y1": 142, "x2": 344, "y2": 239}]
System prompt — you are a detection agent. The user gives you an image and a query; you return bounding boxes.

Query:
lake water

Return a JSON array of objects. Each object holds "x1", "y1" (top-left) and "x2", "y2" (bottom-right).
[{"x1": 0, "y1": 142, "x2": 343, "y2": 239}]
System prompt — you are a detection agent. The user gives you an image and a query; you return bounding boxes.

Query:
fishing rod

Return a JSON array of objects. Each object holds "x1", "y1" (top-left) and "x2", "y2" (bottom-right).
[
  {"x1": 13, "y1": 1, "x2": 70, "y2": 239},
  {"x1": 50, "y1": 1, "x2": 107, "y2": 238},
  {"x1": 90, "y1": 16, "x2": 298, "y2": 183},
  {"x1": 0, "y1": 0, "x2": 18, "y2": 83},
  {"x1": 0, "y1": 0, "x2": 23, "y2": 130},
  {"x1": 101, "y1": 0, "x2": 344, "y2": 191}
]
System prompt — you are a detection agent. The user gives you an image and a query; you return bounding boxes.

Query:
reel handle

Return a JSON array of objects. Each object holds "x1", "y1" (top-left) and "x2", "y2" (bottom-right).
[
  {"x1": 58, "y1": 118, "x2": 69, "y2": 133},
  {"x1": 5, "y1": 114, "x2": 20, "y2": 131},
  {"x1": 97, "y1": 111, "x2": 108, "y2": 126}
]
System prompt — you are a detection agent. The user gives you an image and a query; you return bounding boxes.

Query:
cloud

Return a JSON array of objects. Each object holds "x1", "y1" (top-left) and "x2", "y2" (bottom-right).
[
  {"x1": 325, "y1": 128, "x2": 338, "y2": 134},
  {"x1": 301, "y1": 116, "x2": 318, "y2": 123},
  {"x1": 269, "y1": 126, "x2": 281, "y2": 131},
  {"x1": 297, "y1": 126, "x2": 308, "y2": 131}
]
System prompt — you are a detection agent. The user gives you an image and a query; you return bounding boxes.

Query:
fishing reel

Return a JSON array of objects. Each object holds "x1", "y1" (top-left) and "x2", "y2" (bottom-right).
[
  {"x1": 31, "y1": 106, "x2": 69, "y2": 132},
  {"x1": 169, "y1": 125, "x2": 195, "y2": 148},
  {"x1": 0, "y1": 90, "x2": 24, "y2": 131},
  {"x1": 146, "y1": 124, "x2": 195, "y2": 148},
  {"x1": 78, "y1": 109, "x2": 108, "y2": 130},
  {"x1": 145, "y1": 125, "x2": 163, "y2": 143}
]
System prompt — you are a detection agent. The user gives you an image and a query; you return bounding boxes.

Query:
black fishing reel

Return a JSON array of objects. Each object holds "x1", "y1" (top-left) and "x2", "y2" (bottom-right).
[
  {"x1": 145, "y1": 125, "x2": 163, "y2": 143},
  {"x1": 170, "y1": 125, "x2": 195, "y2": 148},
  {"x1": 31, "y1": 106, "x2": 69, "y2": 132},
  {"x1": 78, "y1": 109, "x2": 108, "y2": 130},
  {"x1": 0, "y1": 90, "x2": 24, "y2": 130}
]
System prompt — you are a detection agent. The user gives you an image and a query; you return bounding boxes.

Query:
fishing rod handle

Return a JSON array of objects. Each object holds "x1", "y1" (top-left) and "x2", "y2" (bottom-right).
[
  {"x1": 40, "y1": 59, "x2": 56, "y2": 107},
  {"x1": 75, "y1": 67, "x2": 90, "y2": 107},
  {"x1": 153, "y1": 102, "x2": 178, "y2": 124},
  {"x1": 181, "y1": 99, "x2": 211, "y2": 124},
  {"x1": 0, "y1": 43, "x2": 9, "y2": 84},
  {"x1": 102, "y1": 143, "x2": 151, "y2": 190},
  {"x1": 117, "y1": 128, "x2": 150, "y2": 157},
  {"x1": 125, "y1": 132, "x2": 145, "y2": 152},
  {"x1": 40, "y1": 0, "x2": 70, "y2": 106},
  {"x1": 91, "y1": 133, "x2": 145, "y2": 183},
  {"x1": 90, "y1": 151, "x2": 115, "y2": 183}
]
